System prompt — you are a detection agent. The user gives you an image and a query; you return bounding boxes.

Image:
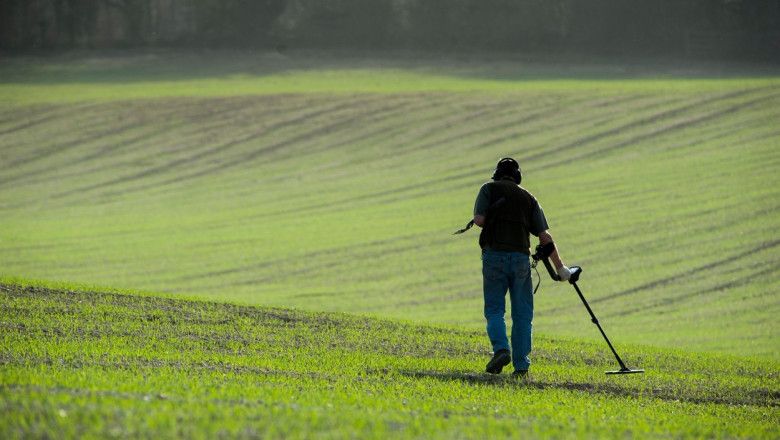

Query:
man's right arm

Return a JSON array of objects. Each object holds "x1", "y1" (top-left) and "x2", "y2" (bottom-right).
[{"x1": 538, "y1": 230, "x2": 572, "y2": 281}]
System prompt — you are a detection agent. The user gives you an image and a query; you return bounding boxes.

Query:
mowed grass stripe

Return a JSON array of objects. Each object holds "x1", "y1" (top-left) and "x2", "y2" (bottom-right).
[
  {"x1": 316, "y1": 91, "x2": 712, "y2": 189},
  {"x1": 0, "y1": 98, "x2": 250, "y2": 188},
  {"x1": 1, "y1": 89, "x2": 748, "y2": 208},
  {"x1": 0, "y1": 102, "x2": 111, "y2": 133},
  {"x1": 2, "y1": 95, "x2": 350, "y2": 201},
  {"x1": 68, "y1": 94, "x2": 422, "y2": 204},
  {"x1": 138, "y1": 96, "x2": 444, "y2": 192},
  {"x1": 23, "y1": 97, "x2": 328, "y2": 198},
  {"x1": 122, "y1": 94, "x2": 465, "y2": 208},
  {"x1": 533, "y1": 93, "x2": 780, "y2": 174},
  {"x1": 103, "y1": 94, "x2": 517, "y2": 218},
  {"x1": 1, "y1": 76, "x2": 778, "y2": 357},
  {"x1": 1, "y1": 91, "x2": 664, "y2": 208},
  {"x1": 1, "y1": 98, "x2": 208, "y2": 169},
  {"x1": 522, "y1": 88, "x2": 776, "y2": 169},
  {"x1": 48, "y1": 96, "x2": 385, "y2": 201},
  {"x1": 227, "y1": 94, "x2": 680, "y2": 221}
]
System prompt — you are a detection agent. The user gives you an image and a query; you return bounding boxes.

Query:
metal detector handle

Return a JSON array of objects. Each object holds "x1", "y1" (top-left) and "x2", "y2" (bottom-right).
[
  {"x1": 532, "y1": 242, "x2": 561, "y2": 281},
  {"x1": 542, "y1": 257, "x2": 561, "y2": 281},
  {"x1": 568, "y1": 266, "x2": 582, "y2": 284},
  {"x1": 532, "y1": 243, "x2": 582, "y2": 284}
]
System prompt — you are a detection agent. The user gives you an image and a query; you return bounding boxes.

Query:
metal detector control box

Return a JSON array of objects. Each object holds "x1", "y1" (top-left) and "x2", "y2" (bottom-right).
[{"x1": 532, "y1": 243, "x2": 644, "y2": 375}]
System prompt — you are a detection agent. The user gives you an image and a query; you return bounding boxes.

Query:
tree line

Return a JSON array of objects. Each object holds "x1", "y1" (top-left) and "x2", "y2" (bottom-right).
[{"x1": 1, "y1": 0, "x2": 778, "y2": 60}]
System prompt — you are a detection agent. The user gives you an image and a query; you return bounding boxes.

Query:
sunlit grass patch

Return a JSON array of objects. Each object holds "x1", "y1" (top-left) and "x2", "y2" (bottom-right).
[{"x1": 1, "y1": 283, "x2": 778, "y2": 438}]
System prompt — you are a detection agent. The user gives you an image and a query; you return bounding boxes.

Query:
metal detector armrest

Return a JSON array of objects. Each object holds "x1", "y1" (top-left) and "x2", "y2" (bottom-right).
[{"x1": 532, "y1": 242, "x2": 560, "y2": 281}]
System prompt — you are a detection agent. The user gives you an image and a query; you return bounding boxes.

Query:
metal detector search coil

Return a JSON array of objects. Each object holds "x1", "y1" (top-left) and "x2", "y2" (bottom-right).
[{"x1": 532, "y1": 243, "x2": 644, "y2": 375}]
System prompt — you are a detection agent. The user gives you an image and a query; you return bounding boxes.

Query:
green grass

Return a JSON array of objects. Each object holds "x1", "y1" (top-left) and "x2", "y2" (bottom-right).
[
  {"x1": 2, "y1": 282, "x2": 778, "y2": 439},
  {"x1": 1, "y1": 51, "x2": 779, "y2": 437},
  {"x1": 2, "y1": 51, "x2": 779, "y2": 104},
  {"x1": 2, "y1": 52, "x2": 778, "y2": 359}
]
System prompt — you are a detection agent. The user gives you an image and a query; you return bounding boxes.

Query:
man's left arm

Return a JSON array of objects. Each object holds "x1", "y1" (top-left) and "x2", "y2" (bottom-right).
[{"x1": 531, "y1": 203, "x2": 572, "y2": 281}]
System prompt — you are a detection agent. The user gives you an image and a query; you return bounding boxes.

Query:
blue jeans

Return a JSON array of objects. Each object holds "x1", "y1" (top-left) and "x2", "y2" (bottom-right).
[{"x1": 482, "y1": 250, "x2": 534, "y2": 371}]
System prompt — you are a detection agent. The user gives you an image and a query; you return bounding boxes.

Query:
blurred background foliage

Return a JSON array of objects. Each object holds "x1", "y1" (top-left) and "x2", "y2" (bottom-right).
[{"x1": 1, "y1": 0, "x2": 778, "y2": 60}]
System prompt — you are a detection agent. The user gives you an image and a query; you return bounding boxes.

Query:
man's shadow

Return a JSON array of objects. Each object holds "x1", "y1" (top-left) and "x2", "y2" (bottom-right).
[
  {"x1": 397, "y1": 369, "x2": 642, "y2": 401},
  {"x1": 396, "y1": 369, "x2": 777, "y2": 407}
]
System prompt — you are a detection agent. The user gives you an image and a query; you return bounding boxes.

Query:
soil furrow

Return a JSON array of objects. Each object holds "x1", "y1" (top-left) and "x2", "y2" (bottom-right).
[
  {"x1": 606, "y1": 264, "x2": 778, "y2": 318},
  {"x1": 515, "y1": 87, "x2": 775, "y2": 165},
  {"x1": 85, "y1": 96, "x2": 423, "y2": 200},
  {"x1": 532, "y1": 92, "x2": 780, "y2": 172},
  {"x1": 544, "y1": 239, "x2": 780, "y2": 315},
  {"x1": 48, "y1": 98, "x2": 375, "y2": 200}
]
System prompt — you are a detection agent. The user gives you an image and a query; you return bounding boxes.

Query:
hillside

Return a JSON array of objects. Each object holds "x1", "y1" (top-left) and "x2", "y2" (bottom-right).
[
  {"x1": 1, "y1": 282, "x2": 778, "y2": 438},
  {"x1": 0, "y1": 53, "x2": 779, "y2": 359}
]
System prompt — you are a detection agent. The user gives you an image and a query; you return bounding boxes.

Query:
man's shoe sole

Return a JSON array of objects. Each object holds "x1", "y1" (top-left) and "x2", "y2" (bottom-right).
[{"x1": 485, "y1": 351, "x2": 511, "y2": 374}]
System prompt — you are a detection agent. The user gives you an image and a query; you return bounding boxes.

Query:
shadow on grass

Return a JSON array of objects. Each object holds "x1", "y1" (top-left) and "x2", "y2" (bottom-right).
[{"x1": 396, "y1": 369, "x2": 779, "y2": 408}]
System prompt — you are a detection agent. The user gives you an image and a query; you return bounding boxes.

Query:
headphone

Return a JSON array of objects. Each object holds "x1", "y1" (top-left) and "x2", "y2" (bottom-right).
[{"x1": 492, "y1": 157, "x2": 522, "y2": 185}]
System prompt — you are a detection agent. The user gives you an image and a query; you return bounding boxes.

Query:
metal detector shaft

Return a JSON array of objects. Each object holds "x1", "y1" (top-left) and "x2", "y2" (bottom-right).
[{"x1": 570, "y1": 281, "x2": 628, "y2": 371}]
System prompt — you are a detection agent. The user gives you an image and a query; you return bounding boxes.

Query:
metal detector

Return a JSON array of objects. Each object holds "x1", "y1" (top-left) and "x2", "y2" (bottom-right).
[{"x1": 532, "y1": 243, "x2": 644, "y2": 375}]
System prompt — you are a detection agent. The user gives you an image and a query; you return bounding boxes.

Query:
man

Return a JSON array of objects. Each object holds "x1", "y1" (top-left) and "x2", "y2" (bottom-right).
[{"x1": 473, "y1": 157, "x2": 571, "y2": 378}]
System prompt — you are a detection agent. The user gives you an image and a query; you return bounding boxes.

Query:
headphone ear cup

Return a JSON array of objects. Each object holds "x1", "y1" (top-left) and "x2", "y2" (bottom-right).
[{"x1": 513, "y1": 169, "x2": 522, "y2": 185}]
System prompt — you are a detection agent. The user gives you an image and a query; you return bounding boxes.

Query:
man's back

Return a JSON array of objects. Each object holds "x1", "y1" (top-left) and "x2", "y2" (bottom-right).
[{"x1": 476, "y1": 179, "x2": 543, "y2": 254}]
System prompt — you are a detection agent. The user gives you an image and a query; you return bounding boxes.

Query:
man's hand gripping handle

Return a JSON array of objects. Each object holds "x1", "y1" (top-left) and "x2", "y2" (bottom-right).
[{"x1": 532, "y1": 242, "x2": 580, "y2": 283}]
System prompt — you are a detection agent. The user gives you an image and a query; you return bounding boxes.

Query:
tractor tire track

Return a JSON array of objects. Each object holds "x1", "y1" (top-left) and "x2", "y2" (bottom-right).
[
  {"x1": 381, "y1": 99, "x2": 528, "y2": 151},
  {"x1": 606, "y1": 263, "x2": 778, "y2": 319},
  {"x1": 1, "y1": 118, "x2": 154, "y2": 174},
  {"x1": 394, "y1": 98, "x2": 580, "y2": 156},
  {"x1": 1, "y1": 126, "x2": 175, "y2": 188},
  {"x1": 515, "y1": 87, "x2": 776, "y2": 166},
  {"x1": 427, "y1": 91, "x2": 780, "y2": 195},
  {"x1": 544, "y1": 239, "x2": 780, "y2": 315},
  {"x1": 88, "y1": 96, "x2": 424, "y2": 199},
  {"x1": 0, "y1": 99, "x2": 200, "y2": 177},
  {"x1": 181, "y1": 234, "x2": 454, "y2": 292},
  {"x1": 251, "y1": 94, "x2": 465, "y2": 171},
  {"x1": 174, "y1": 232, "x2": 430, "y2": 283},
  {"x1": 172, "y1": 95, "x2": 468, "y2": 212},
  {"x1": 263, "y1": 105, "x2": 765, "y2": 221},
  {"x1": 379, "y1": 94, "x2": 686, "y2": 188},
  {"x1": 1, "y1": 96, "x2": 306, "y2": 188},
  {"x1": 18, "y1": 96, "x2": 303, "y2": 187},
  {"x1": 246, "y1": 96, "x2": 611, "y2": 219},
  {"x1": 366, "y1": 93, "x2": 617, "y2": 160},
  {"x1": 0, "y1": 103, "x2": 101, "y2": 136},
  {"x1": 533, "y1": 92, "x2": 780, "y2": 173},
  {"x1": 49, "y1": 98, "x2": 376, "y2": 200},
  {"x1": 226, "y1": 236, "x2": 454, "y2": 289},
  {"x1": 469, "y1": 96, "x2": 652, "y2": 150}
]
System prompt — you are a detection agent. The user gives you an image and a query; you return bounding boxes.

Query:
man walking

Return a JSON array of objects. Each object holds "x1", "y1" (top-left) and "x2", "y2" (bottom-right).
[{"x1": 473, "y1": 158, "x2": 571, "y2": 378}]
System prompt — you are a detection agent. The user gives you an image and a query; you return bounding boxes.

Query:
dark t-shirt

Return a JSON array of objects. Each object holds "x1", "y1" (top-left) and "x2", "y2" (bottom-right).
[{"x1": 473, "y1": 182, "x2": 549, "y2": 236}]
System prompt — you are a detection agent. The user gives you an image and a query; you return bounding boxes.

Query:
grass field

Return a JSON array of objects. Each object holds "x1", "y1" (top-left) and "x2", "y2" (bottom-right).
[
  {"x1": 2, "y1": 282, "x2": 778, "y2": 438},
  {"x1": 1, "y1": 51, "x2": 779, "y2": 437}
]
